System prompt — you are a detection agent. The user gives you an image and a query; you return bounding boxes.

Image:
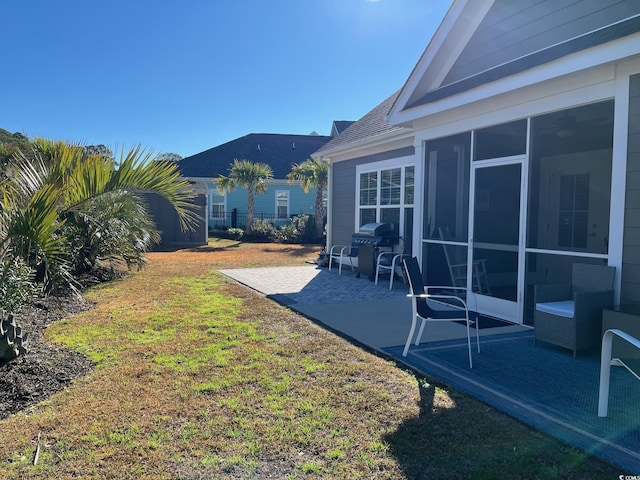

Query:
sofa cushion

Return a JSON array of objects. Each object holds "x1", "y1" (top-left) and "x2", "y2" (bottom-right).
[{"x1": 535, "y1": 300, "x2": 575, "y2": 318}]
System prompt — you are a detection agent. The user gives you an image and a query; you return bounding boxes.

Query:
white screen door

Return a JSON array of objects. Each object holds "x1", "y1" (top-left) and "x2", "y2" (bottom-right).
[{"x1": 469, "y1": 158, "x2": 525, "y2": 323}]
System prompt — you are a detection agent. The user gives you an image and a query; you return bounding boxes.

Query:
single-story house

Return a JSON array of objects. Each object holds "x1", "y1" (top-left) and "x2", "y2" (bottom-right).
[
  {"x1": 179, "y1": 132, "x2": 333, "y2": 230},
  {"x1": 314, "y1": 0, "x2": 640, "y2": 326}
]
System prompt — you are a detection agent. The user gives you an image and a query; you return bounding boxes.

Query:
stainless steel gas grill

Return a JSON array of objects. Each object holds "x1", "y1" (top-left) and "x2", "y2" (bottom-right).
[{"x1": 351, "y1": 223, "x2": 399, "y2": 279}]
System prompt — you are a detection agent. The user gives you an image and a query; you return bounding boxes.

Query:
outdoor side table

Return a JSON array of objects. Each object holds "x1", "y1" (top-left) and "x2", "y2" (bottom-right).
[{"x1": 602, "y1": 304, "x2": 640, "y2": 359}]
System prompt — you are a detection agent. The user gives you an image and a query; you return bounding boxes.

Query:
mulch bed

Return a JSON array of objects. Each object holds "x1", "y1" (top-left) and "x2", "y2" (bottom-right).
[{"x1": 0, "y1": 271, "x2": 121, "y2": 420}]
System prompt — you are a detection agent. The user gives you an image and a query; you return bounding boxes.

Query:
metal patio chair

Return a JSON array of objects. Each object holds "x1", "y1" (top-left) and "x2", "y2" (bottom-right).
[
  {"x1": 598, "y1": 328, "x2": 640, "y2": 417},
  {"x1": 402, "y1": 256, "x2": 480, "y2": 368},
  {"x1": 328, "y1": 244, "x2": 357, "y2": 275},
  {"x1": 375, "y1": 237, "x2": 411, "y2": 289}
]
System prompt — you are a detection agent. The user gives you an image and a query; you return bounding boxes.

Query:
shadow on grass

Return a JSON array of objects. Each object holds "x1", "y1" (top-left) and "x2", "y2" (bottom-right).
[
  {"x1": 152, "y1": 242, "x2": 242, "y2": 253},
  {"x1": 261, "y1": 245, "x2": 321, "y2": 255},
  {"x1": 383, "y1": 380, "x2": 620, "y2": 479}
]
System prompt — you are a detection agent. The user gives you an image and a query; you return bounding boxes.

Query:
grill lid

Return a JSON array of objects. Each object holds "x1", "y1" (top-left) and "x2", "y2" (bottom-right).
[{"x1": 357, "y1": 222, "x2": 394, "y2": 237}]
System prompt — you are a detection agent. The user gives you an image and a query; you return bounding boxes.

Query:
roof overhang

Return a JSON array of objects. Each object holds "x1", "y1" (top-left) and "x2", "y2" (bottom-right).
[
  {"x1": 312, "y1": 128, "x2": 415, "y2": 163},
  {"x1": 389, "y1": 30, "x2": 640, "y2": 128}
]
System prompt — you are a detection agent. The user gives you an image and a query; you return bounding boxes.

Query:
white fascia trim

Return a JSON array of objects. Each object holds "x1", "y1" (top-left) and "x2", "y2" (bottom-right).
[
  {"x1": 391, "y1": 32, "x2": 640, "y2": 127},
  {"x1": 411, "y1": 65, "x2": 618, "y2": 143},
  {"x1": 313, "y1": 129, "x2": 415, "y2": 163}
]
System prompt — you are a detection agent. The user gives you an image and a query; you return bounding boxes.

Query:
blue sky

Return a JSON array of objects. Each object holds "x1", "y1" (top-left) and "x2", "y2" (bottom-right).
[{"x1": 2, "y1": 1, "x2": 452, "y2": 157}]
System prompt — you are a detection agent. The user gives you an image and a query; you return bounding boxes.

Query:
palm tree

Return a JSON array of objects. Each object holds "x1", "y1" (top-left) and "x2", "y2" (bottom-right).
[
  {"x1": 0, "y1": 141, "x2": 198, "y2": 292},
  {"x1": 0, "y1": 140, "x2": 198, "y2": 362},
  {"x1": 287, "y1": 158, "x2": 328, "y2": 239},
  {"x1": 217, "y1": 159, "x2": 273, "y2": 231}
]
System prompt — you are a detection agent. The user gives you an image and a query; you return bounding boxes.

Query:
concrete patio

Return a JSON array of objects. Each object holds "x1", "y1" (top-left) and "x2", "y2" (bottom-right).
[
  {"x1": 220, "y1": 264, "x2": 527, "y2": 349},
  {"x1": 220, "y1": 264, "x2": 640, "y2": 474}
]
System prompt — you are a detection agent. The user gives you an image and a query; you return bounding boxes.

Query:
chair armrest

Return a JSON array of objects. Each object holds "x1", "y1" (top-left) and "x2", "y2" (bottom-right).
[
  {"x1": 376, "y1": 251, "x2": 398, "y2": 263},
  {"x1": 424, "y1": 286, "x2": 477, "y2": 311},
  {"x1": 535, "y1": 284, "x2": 571, "y2": 303},
  {"x1": 428, "y1": 294, "x2": 468, "y2": 310},
  {"x1": 425, "y1": 285, "x2": 470, "y2": 293},
  {"x1": 407, "y1": 292, "x2": 468, "y2": 310}
]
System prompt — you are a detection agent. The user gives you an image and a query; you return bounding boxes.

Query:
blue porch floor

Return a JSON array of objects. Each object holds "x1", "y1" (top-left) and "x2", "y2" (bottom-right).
[{"x1": 384, "y1": 330, "x2": 640, "y2": 474}]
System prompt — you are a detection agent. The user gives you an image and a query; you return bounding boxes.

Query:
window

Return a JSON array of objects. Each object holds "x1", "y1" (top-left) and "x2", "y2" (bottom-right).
[
  {"x1": 359, "y1": 171, "x2": 378, "y2": 227},
  {"x1": 359, "y1": 171, "x2": 377, "y2": 206},
  {"x1": 405, "y1": 166, "x2": 415, "y2": 205},
  {"x1": 558, "y1": 174, "x2": 589, "y2": 249},
  {"x1": 381, "y1": 168, "x2": 401, "y2": 205},
  {"x1": 276, "y1": 191, "x2": 289, "y2": 219},
  {"x1": 356, "y1": 161, "x2": 414, "y2": 239},
  {"x1": 210, "y1": 189, "x2": 225, "y2": 219}
]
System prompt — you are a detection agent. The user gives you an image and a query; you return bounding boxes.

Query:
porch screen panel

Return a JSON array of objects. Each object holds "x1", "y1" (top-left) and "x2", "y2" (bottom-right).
[
  {"x1": 423, "y1": 132, "x2": 471, "y2": 286},
  {"x1": 528, "y1": 100, "x2": 613, "y2": 255},
  {"x1": 525, "y1": 100, "x2": 614, "y2": 324},
  {"x1": 423, "y1": 133, "x2": 470, "y2": 241},
  {"x1": 475, "y1": 119, "x2": 527, "y2": 161}
]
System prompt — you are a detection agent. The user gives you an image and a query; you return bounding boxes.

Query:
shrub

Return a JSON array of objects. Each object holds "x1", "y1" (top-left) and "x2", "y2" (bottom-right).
[
  {"x1": 226, "y1": 228, "x2": 244, "y2": 240},
  {"x1": 0, "y1": 256, "x2": 37, "y2": 313},
  {"x1": 244, "y1": 219, "x2": 278, "y2": 242},
  {"x1": 278, "y1": 214, "x2": 314, "y2": 244}
]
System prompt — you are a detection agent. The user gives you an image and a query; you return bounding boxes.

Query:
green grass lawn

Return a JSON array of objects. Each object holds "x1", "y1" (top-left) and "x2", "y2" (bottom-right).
[{"x1": 0, "y1": 241, "x2": 622, "y2": 479}]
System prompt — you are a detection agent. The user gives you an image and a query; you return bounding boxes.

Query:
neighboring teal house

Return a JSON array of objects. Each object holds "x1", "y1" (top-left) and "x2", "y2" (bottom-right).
[{"x1": 179, "y1": 132, "x2": 336, "y2": 230}]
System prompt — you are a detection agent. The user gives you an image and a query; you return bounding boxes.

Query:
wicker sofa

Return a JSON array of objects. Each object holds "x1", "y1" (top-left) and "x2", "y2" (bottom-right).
[{"x1": 534, "y1": 263, "x2": 615, "y2": 357}]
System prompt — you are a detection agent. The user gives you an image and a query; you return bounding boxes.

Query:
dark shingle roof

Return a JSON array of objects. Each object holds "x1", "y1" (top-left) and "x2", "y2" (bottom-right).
[
  {"x1": 331, "y1": 120, "x2": 355, "y2": 136},
  {"x1": 315, "y1": 90, "x2": 408, "y2": 155},
  {"x1": 179, "y1": 133, "x2": 332, "y2": 179}
]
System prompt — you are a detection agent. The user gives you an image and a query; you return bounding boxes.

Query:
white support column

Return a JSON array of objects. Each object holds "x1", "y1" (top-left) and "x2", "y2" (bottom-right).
[
  {"x1": 610, "y1": 63, "x2": 633, "y2": 305},
  {"x1": 413, "y1": 139, "x2": 425, "y2": 264}
]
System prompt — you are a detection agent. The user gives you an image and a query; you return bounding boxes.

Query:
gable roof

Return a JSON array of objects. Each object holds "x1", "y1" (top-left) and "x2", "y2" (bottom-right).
[
  {"x1": 392, "y1": 0, "x2": 640, "y2": 115},
  {"x1": 330, "y1": 120, "x2": 355, "y2": 137},
  {"x1": 314, "y1": 90, "x2": 409, "y2": 156},
  {"x1": 179, "y1": 133, "x2": 332, "y2": 179}
]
